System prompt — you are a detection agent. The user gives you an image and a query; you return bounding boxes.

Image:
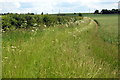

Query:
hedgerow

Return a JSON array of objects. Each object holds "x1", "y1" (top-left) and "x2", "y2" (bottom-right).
[{"x1": 1, "y1": 14, "x2": 82, "y2": 31}]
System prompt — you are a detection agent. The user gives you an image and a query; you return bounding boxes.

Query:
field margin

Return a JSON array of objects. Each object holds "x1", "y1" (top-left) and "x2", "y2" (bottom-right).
[{"x1": 0, "y1": 15, "x2": 2, "y2": 79}]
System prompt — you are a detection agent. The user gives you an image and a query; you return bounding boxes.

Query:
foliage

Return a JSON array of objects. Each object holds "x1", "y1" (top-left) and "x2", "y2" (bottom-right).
[
  {"x1": 94, "y1": 10, "x2": 99, "y2": 14},
  {"x1": 2, "y1": 17, "x2": 118, "y2": 78},
  {"x1": 101, "y1": 9, "x2": 119, "y2": 14},
  {"x1": 41, "y1": 12, "x2": 43, "y2": 15},
  {"x1": 78, "y1": 13, "x2": 82, "y2": 16},
  {"x1": 93, "y1": 9, "x2": 119, "y2": 14},
  {"x1": 82, "y1": 13, "x2": 118, "y2": 45},
  {"x1": 2, "y1": 14, "x2": 82, "y2": 30}
]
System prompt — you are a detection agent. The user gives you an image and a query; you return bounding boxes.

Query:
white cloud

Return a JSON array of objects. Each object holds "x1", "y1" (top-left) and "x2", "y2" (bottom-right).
[
  {"x1": 0, "y1": 0, "x2": 35, "y2": 2},
  {"x1": 14, "y1": 2, "x2": 21, "y2": 8},
  {"x1": 0, "y1": 2, "x2": 21, "y2": 12},
  {"x1": 0, "y1": 0, "x2": 119, "y2": 13}
]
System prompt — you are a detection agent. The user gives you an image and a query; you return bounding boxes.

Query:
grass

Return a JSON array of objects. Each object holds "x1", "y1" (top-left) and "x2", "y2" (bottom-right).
[
  {"x1": 2, "y1": 15, "x2": 119, "y2": 78},
  {"x1": 82, "y1": 14, "x2": 118, "y2": 44}
]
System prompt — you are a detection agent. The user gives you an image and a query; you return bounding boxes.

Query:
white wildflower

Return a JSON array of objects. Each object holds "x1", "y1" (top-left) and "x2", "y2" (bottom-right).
[
  {"x1": 63, "y1": 49, "x2": 66, "y2": 52},
  {"x1": 65, "y1": 24, "x2": 68, "y2": 27},
  {"x1": 2, "y1": 31, "x2": 5, "y2": 33},
  {"x1": 44, "y1": 25, "x2": 47, "y2": 27},
  {"x1": 52, "y1": 40, "x2": 55, "y2": 43},
  {"x1": 33, "y1": 27, "x2": 36, "y2": 29},
  {"x1": 34, "y1": 23, "x2": 37, "y2": 26},
  {"x1": 55, "y1": 39, "x2": 58, "y2": 42},
  {"x1": 81, "y1": 21, "x2": 85, "y2": 23},
  {"x1": 14, "y1": 66, "x2": 17, "y2": 69},
  {"x1": 24, "y1": 21, "x2": 27, "y2": 23},
  {"x1": 32, "y1": 30, "x2": 35, "y2": 32},
  {"x1": 4, "y1": 57, "x2": 8, "y2": 59},
  {"x1": 73, "y1": 35, "x2": 76, "y2": 37},
  {"x1": 99, "y1": 68, "x2": 102, "y2": 70},
  {"x1": 11, "y1": 46, "x2": 16, "y2": 49}
]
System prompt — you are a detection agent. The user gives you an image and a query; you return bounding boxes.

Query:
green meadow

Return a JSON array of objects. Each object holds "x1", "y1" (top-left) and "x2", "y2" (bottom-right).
[
  {"x1": 82, "y1": 14, "x2": 118, "y2": 44},
  {"x1": 2, "y1": 14, "x2": 119, "y2": 78}
]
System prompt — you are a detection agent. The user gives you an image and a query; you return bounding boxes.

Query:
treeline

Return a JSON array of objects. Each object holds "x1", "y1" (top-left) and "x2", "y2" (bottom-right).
[
  {"x1": 94, "y1": 9, "x2": 120, "y2": 14},
  {"x1": 2, "y1": 14, "x2": 82, "y2": 31},
  {"x1": 54, "y1": 13, "x2": 82, "y2": 16},
  {"x1": 0, "y1": 13, "x2": 35, "y2": 15}
]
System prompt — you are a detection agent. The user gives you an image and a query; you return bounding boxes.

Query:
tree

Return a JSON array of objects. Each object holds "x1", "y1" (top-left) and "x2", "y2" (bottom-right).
[
  {"x1": 101, "y1": 9, "x2": 108, "y2": 14},
  {"x1": 74, "y1": 13, "x2": 76, "y2": 15},
  {"x1": 78, "y1": 13, "x2": 82, "y2": 16},
  {"x1": 41, "y1": 12, "x2": 43, "y2": 15},
  {"x1": 94, "y1": 10, "x2": 99, "y2": 14}
]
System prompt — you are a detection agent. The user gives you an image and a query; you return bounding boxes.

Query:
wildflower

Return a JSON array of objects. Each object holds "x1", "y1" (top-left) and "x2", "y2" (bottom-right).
[
  {"x1": 24, "y1": 21, "x2": 27, "y2": 23},
  {"x1": 44, "y1": 25, "x2": 47, "y2": 28},
  {"x1": 2, "y1": 30, "x2": 5, "y2": 33},
  {"x1": 11, "y1": 46, "x2": 17, "y2": 49},
  {"x1": 113, "y1": 71, "x2": 116, "y2": 74},
  {"x1": 33, "y1": 27, "x2": 36, "y2": 29},
  {"x1": 63, "y1": 49, "x2": 66, "y2": 52},
  {"x1": 73, "y1": 35, "x2": 76, "y2": 37},
  {"x1": 14, "y1": 66, "x2": 17, "y2": 69},
  {"x1": 30, "y1": 37, "x2": 33, "y2": 40},
  {"x1": 74, "y1": 42, "x2": 77, "y2": 44},
  {"x1": 65, "y1": 24, "x2": 68, "y2": 27},
  {"x1": 55, "y1": 39, "x2": 58, "y2": 42},
  {"x1": 34, "y1": 23, "x2": 37, "y2": 26},
  {"x1": 4, "y1": 57, "x2": 8, "y2": 59},
  {"x1": 81, "y1": 21, "x2": 85, "y2": 23},
  {"x1": 32, "y1": 30, "x2": 35, "y2": 32},
  {"x1": 99, "y1": 68, "x2": 102, "y2": 70}
]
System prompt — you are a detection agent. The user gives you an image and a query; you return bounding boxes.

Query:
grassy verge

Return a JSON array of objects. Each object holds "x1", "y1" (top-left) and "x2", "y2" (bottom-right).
[
  {"x1": 83, "y1": 14, "x2": 118, "y2": 44},
  {"x1": 2, "y1": 16, "x2": 118, "y2": 78}
]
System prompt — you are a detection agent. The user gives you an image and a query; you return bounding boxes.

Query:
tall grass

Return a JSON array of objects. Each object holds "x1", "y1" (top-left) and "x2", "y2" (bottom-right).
[
  {"x1": 2, "y1": 16, "x2": 118, "y2": 78},
  {"x1": 82, "y1": 14, "x2": 118, "y2": 44}
]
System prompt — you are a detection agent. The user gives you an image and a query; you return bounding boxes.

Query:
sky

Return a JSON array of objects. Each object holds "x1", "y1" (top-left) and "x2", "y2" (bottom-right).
[{"x1": 0, "y1": 0, "x2": 119, "y2": 14}]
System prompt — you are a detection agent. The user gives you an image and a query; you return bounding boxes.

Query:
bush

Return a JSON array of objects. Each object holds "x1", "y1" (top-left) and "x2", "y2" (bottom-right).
[
  {"x1": 78, "y1": 13, "x2": 82, "y2": 17},
  {"x1": 2, "y1": 14, "x2": 83, "y2": 30},
  {"x1": 25, "y1": 15, "x2": 36, "y2": 27},
  {"x1": 42, "y1": 15, "x2": 52, "y2": 26}
]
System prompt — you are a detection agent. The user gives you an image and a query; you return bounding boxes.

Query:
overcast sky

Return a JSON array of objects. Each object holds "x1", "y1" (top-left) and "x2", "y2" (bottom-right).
[{"x1": 0, "y1": 0, "x2": 119, "y2": 14}]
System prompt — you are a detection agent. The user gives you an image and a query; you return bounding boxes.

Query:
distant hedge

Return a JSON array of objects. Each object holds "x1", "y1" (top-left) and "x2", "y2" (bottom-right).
[{"x1": 2, "y1": 14, "x2": 82, "y2": 31}]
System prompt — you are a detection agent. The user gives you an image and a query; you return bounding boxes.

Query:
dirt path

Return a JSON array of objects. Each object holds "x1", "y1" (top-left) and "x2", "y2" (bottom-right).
[{"x1": 86, "y1": 17, "x2": 99, "y2": 33}]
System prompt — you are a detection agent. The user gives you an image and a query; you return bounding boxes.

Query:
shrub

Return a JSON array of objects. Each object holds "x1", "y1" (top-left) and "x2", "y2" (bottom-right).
[
  {"x1": 2, "y1": 14, "x2": 83, "y2": 30},
  {"x1": 42, "y1": 15, "x2": 52, "y2": 26},
  {"x1": 78, "y1": 13, "x2": 82, "y2": 17}
]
